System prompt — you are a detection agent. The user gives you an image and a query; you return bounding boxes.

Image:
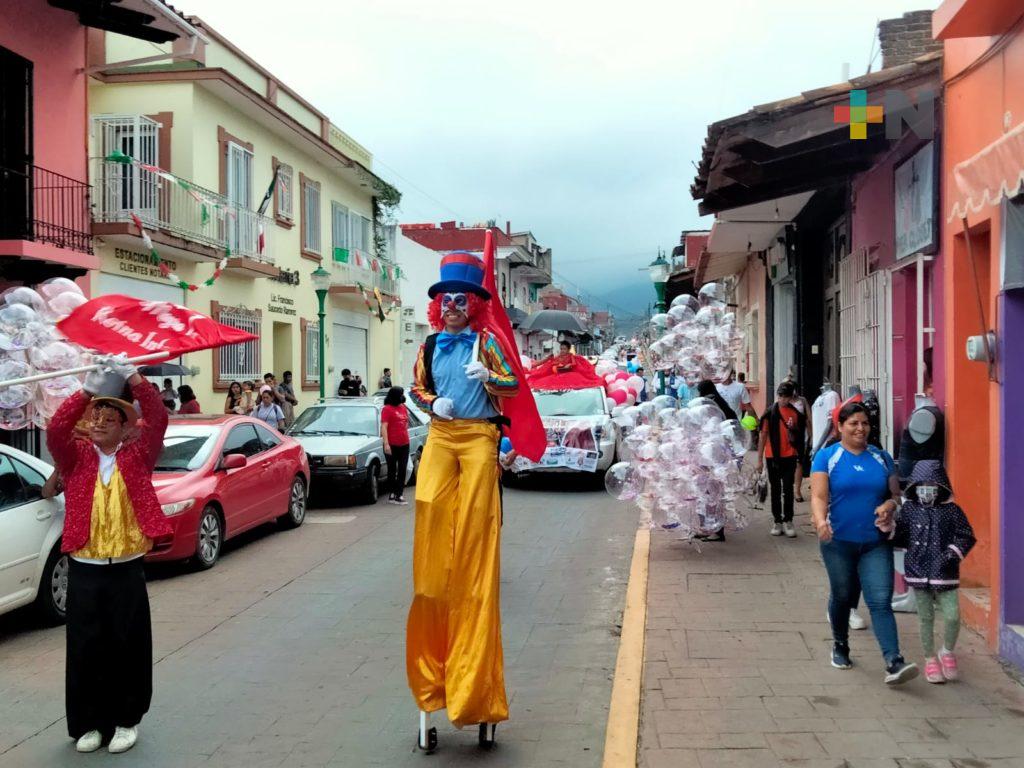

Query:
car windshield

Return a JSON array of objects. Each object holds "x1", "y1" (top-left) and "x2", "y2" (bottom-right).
[
  {"x1": 290, "y1": 406, "x2": 378, "y2": 436},
  {"x1": 534, "y1": 388, "x2": 606, "y2": 417},
  {"x1": 155, "y1": 426, "x2": 220, "y2": 472}
]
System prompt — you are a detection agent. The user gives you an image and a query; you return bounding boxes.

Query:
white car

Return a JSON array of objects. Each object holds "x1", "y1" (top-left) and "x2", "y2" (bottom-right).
[
  {"x1": 515, "y1": 387, "x2": 620, "y2": 477},
  {"x1": 0, "y1": 445, "x2": 67, "y2": 624}
]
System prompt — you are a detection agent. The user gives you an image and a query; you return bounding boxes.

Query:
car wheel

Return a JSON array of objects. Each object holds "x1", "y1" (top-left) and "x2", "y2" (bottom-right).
[
  {"x1": 34, "y1": 544, "x2": 68, "y2": 625},
  {"x1": 362, "y1": 462, "x2": 379, "y2": 504},
  {"x1": 278, "y1": 476, "x2": 307, "y2": 529},
  {"x1": 193, "y1": 506, "x2": 223, "y2": 570}
]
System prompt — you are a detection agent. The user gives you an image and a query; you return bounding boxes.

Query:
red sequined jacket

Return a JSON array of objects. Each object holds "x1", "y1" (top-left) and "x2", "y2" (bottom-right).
[{"x1": 47, "y1": 380, "x2": 171, "y2": 553}]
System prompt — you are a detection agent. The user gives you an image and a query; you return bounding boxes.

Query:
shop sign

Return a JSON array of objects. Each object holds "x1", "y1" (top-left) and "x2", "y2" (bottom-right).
[
  {"x1": 895, "y1": 142, "x2": 937, "y2": 261},
  {"x1": 269, "y1": 293, "x2": 297, "y2": 316},
  {"x1": 112, "y1": 247, "x2": 178, "y2": 281},
  {"x1": 271, "y1": 269, "x2": 301, "y2": 286}
]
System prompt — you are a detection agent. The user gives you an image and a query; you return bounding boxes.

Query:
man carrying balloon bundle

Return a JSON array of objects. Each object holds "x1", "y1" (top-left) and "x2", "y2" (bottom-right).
[
  {"x1": 46, "y1": 354, "x2": 170, "y2": 755},
  {"x1": 406, "y1": 247, "x2": 544, "y2": 753}
]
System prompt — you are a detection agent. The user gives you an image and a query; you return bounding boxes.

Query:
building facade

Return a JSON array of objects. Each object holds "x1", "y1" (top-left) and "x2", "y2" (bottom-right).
[{"x1": 86, "y1": 16, "x2": 400, "y2": 410}]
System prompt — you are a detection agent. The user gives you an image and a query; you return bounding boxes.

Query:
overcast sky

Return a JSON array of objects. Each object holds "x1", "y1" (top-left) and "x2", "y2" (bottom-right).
[{"x1": 195, "y1": 0, "x2": 934, "y2": 318}]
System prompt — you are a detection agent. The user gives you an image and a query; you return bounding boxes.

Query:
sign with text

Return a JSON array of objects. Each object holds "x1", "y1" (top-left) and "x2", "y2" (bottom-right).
[{"x1": 895, "y1": 141, "x2": 937, "y2": 260}]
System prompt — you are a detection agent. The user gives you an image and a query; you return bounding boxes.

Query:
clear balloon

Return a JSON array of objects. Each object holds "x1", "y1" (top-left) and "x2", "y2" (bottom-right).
[{"x1": 604, "y1": 461, "x2": 644, "y2": 501}]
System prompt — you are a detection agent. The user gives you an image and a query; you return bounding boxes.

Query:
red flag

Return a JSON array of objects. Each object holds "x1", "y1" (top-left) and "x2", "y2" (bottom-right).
[
  {"x1": 480, "y1": 230, "x2": 546, "y2": 461},
  {"x1": 57, "y1": 295, "x2": 258, "y2": 358}
]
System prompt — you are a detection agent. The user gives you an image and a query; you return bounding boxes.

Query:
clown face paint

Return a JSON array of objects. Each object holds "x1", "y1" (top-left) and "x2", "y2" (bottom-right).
[{"x1": 442, "y1": 292, "x2": 470, "y2": 331}]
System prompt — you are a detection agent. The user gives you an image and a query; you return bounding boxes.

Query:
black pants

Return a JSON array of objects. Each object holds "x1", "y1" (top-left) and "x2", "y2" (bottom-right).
[
  {"x1": 66, "y1": 558, "x2": 153, "y2": 739},
  {"x1": 386, "y1": 443, "x2": 410, "y2": 498},
  {"x1": 766, "y1": 456, "x2": 798, "y2": 523}
]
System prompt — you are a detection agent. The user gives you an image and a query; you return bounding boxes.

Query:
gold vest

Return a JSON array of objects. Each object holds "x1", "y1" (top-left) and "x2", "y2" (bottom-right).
[{"x1": 73, "y1": 466, "x2": 152, "y2": 560}]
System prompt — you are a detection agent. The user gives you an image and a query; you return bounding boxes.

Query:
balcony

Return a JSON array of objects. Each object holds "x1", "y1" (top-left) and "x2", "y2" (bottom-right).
[
  {"x1": 91, "y1": 159, "x2": 275, "y2": 272},
  {"x1": 329, "y1": 249, "x2": 400, "y2": 300},
  {"x1": 510, "y1": 249, "x2": 552, "y2": 285}
]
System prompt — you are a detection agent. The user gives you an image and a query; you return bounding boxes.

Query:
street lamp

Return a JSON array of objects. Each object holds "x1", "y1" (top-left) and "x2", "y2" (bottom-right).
[
  {"x1": 647, "y1": 252, "x2": 671, "y2": 395},
  {"x1": 311, "y1": 266, "x2": 331, "y2": 401}
]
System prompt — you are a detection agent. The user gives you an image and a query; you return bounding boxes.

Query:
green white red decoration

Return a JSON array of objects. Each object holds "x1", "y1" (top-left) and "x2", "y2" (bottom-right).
[{"x1": 130, "y1": 213, "x2": 227, "y2": 291}]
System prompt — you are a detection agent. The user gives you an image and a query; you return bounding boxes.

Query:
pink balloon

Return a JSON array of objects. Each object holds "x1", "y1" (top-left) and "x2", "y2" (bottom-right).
[
  {"x1": 609, "y1": 380, "x2": 627, "y2": 392},
  {"x1": 625, "y1": 393, "x2": 637, "y2": 406},
  {"x1": 605, "y1": 373, "x2": 618, "y2": 385},
  {"x1": 627, "y1": 387, "x2": 638, "y2": 399},
  {"x1": 609, "y1": 389, "x2": 627, "y2": 405},
  {"x1": 615, "y1": 371, "x2": 630, "y2": 381}
]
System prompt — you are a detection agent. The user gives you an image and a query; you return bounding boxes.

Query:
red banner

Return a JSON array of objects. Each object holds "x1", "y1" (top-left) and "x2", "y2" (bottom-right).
[{"x1": 57, "y1": 294, "x2": 258, "y2": 358}]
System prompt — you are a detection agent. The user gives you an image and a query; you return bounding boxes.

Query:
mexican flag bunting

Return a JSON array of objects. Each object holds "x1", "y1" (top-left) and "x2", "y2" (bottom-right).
[
  {"x1": 370, "y1": 258, "x2": 380, "y2": 273},
  {"x1": 334, "y1": 247, "x2": 349, "y2": 263},
  {"x1": 258, "y1": 222, "x2": 265, "y2": 254}
]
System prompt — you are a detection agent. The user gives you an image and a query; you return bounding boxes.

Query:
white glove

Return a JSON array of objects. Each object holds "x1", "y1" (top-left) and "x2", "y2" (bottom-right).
[
  {"x1": 102, "y1": 352, "x2": 138, "y2": 379},
  {"x1": 432, "y1": 397, "x2": 455, "y2": 420},
  {"x1": 464, "y1": 361, "x2": 489, "y2": 382},
  {"x1": 83, "y1": 367, "x2": 108, "y2": 395}
]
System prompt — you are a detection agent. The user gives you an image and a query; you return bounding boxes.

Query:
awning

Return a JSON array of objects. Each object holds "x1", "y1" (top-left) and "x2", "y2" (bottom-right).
[{"x1": 948, "y1": 120, "x2": 1024, "y2": 222}]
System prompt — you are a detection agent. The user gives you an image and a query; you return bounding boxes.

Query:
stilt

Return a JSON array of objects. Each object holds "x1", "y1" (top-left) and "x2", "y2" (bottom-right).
[
  {"x1": 418, "y1": 711, "x2": 437, "y2": 753},
  {"x1": 478, "y1": 723, "x2": 497, "y2": 748}
]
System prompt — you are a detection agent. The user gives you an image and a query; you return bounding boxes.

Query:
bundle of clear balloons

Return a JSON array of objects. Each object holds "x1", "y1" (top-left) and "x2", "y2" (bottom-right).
[
  {"x1": 597, "y1": 283, "x2": 749, "y2": 539},
  {"x1": 0, "y1": 279, "x2": 89, "y2": 430}
]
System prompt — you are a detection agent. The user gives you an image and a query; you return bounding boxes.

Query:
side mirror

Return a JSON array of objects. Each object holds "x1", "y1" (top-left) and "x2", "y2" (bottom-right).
[{"x1": 221, "y1": 453, "x2": 247, "y2": 470}]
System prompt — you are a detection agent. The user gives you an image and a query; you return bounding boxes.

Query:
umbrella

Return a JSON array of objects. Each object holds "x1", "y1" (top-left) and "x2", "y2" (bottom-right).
[
  {"x1": 519, "y1": 309, "x2": 587, "y2": 334},
  {"x1": 138, "y1": 362, "x2": 192, "y2": 376}
]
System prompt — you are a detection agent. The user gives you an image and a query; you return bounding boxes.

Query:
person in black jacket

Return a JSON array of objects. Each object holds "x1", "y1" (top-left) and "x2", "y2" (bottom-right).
[{"x1": 888, "y1": 460, "x2": 975, "y2": 684}]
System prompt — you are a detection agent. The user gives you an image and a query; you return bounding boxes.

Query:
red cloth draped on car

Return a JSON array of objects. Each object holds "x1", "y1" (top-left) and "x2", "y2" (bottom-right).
[{"x1": 527, "y1": 355, "x2": 604, "y2": 390}]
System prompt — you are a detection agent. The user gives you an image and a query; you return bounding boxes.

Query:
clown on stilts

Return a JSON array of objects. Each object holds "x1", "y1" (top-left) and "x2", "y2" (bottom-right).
[{"x1": 407, "y1": 250, "x2": 537, "y2": 752}]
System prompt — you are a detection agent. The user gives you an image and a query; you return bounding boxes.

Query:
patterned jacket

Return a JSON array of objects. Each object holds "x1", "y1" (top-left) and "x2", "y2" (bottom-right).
[
  {"x1": 410, "y1": 329, "x2": 518, "y2": 414},
  {"x1": 891, "y1": 461, "x2": 975, "y2": 591},
  {"x1": 48, "y1": 380, "x2": 172, "y2": 553}
]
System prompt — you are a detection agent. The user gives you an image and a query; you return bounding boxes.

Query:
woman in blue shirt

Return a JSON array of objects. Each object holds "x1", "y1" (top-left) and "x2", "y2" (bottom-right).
[{"x1": 811, "y1": 402, "x2": 918, "y2": 685}]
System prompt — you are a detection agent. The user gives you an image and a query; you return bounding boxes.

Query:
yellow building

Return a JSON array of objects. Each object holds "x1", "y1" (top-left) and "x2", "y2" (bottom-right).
[{"x1": 86, "y1": 17, "x2": 401, "y2": 412}]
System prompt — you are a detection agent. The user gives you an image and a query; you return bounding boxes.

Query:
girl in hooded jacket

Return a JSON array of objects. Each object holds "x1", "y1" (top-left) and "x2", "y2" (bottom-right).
[{"x1": 888, "y1": 460, "x2": 975, "y2": 684}]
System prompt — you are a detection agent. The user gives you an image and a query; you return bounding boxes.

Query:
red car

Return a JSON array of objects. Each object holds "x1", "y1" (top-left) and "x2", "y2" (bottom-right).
[{"x1": 146, "y1": 414, "x2": 310, "y2": 569}]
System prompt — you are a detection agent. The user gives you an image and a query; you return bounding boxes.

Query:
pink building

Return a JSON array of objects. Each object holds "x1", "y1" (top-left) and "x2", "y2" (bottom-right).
[{"x1": 0, "y1": 0, "x2": 191, "y2": 286}]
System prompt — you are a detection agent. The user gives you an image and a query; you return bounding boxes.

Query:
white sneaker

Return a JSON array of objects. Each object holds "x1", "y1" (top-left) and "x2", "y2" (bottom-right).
[
  {"x1": 76, "y1": 730, "x2": 102, "y2": 753},
  {"x1": 108, "y1": 726, "x2": 137, "y2": 754},
  {"x1": 849, "y1": 608, "x2": 868, "y2": 630},
  {"x1": 770, "y1": 523, "x2": 783, "y2": 536},
  {"x1": 782, "y1": 521, "x2": 797, "y2": 538}
]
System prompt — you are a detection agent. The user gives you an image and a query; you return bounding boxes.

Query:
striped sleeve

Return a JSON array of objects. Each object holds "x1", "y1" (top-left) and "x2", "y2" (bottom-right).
[
  {"x1": 482, "y1": 332, "x2": 519, "y2": 398},
  {"x1": 409, "y1": 343, "x2": 437, "y2": 412}
]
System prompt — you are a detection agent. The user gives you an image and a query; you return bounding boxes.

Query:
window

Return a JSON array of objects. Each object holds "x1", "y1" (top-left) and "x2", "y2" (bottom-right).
[
  {"x1": 254, "y1": 424, "x2": 282, "y2": 449},
  {"x1": 301, "y1": 174, "x2": 321, "y2": 256},
  {"x1": 0, "y1": 454, "x2": 43, "y2": 511},
  {"x1": 226, "y1": 142, "x2": 254, "y2": 254},
  {"x1": 301, "y1": 318, "x2": 321, "y2": 388},
  {"x1": 215, "y1": 304, "x2": 261, "y2": 382},
  {"x1": 273, "y1": 160, "x2": 294, "y2": 223},
  {"x1": 1005, "y1": 195, "x2": 1024, "y2": 290},
  {"x1": 331, "y1": 202, "x2": 349, "y2": 258},
  {"x1": 93, "y1": 115, "x2": 160, "y2": 218},
  {"x1": 222, "y1": 424, "x2": 262, "y2": 458},
  {"x1": 350, "y1": 214, "x2": 371, "y2": 253}
]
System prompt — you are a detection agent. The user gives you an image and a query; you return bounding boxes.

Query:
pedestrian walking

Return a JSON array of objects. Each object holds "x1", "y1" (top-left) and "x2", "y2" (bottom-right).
[
  {"x1": 253, "y1": 389, "x2": 286, "y2": 431},
  {"x1": 716, "y1": 367, "x2": 757, "y2": 421},
  {"x1": 337, "y1": 369, "x2": 361, "y2": 397},
  {"x1": 160, "y1": 378, "x2": 177, "y2": 412},
  {"x1": 697, "y1": 379, "x2": 738, "y2": 421},
  {"x1": 177, "y1": 385, "x2": 200, "y2": 414},
  {"x1": 276, "y1": 371, "x2": 299, "y2": 426},
  {"x1": 224, "y1": 381, "x2": 246, "y2": 415},
  {"x1": 810, "y1": 402, "x2": 918, "y2": 685},
  {"x1": 379, "y1": 368, "x2": 393, "y2": 390},
  {"x1": 757, "y1": 381, "x2": 804, "y2": 538},
  {"x1": 380, "y1": 386, "x2": 410, "y2": 505},
  {"x1": 788, "y1": 379, "x2": 814, "y2": 502},
  {"x1": 635, "y1": 366, "x2": 649, "y2": 401},
  {"x1": 46, "y1": 356, "x2": 171, "y2": 754},
  {"x1": 887, "y1": 461, "x2": 975, "y2": 683}
]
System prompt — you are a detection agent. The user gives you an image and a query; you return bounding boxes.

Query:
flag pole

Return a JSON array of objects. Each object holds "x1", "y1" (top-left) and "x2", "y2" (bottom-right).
[{"x1": 0, "y1": 352, "x2": 170, "y2": 389}]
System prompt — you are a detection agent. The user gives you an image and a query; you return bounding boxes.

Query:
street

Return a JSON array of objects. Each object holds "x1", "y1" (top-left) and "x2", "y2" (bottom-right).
[{"x1": 0, "y1": 478, "x2": 636, "y2": 768}]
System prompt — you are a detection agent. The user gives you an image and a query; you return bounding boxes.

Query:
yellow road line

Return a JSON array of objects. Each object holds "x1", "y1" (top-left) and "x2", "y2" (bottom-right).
[{"x1": 602, "y1": 528, "x2": 650, "y2": 768}]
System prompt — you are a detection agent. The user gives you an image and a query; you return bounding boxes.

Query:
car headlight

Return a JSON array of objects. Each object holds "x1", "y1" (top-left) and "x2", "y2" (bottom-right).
[
  {"x1": 160, "y1": 499, "x2": 195, "y2": 516},
  {"x1": 323, "y1": 455, "x2": 357, "y2": 467}
]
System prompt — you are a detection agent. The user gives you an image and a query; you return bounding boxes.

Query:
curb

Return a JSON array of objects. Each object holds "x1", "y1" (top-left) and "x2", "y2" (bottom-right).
[{"x1": 602, "y1": 528, "x2": 650, "y2": 768}]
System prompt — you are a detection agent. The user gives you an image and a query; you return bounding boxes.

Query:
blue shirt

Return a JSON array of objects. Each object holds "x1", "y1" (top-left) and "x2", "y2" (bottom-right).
[
  {"x1": 432, "y1": 330, "x2": 497, "y2": 420},
  {"x1": 812, "y1": 443, "x2": 894, "y2": 543}
]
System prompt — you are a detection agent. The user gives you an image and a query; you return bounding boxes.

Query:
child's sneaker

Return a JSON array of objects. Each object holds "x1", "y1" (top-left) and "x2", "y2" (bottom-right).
[
  {"x1": 924, "y1": 657, "x2": 945, "y2": 684},
  {"x1": 939, "y1": 649, "x2": 959, "y2": 680}
]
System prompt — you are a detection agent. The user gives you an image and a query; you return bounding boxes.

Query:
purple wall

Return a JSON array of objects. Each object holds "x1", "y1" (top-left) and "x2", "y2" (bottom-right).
[{"x1": 1000, "y1": 288, "x2": 1024, "y2": 671}]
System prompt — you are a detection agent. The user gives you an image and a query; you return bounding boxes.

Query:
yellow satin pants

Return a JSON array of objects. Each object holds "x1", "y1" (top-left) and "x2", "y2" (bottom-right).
[{"x1": 406, "y1": 419, "x2": 509, "y2": 727}]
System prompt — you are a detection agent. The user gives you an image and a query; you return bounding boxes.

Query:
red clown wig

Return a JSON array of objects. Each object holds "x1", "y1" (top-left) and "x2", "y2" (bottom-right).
[{"x1": 427, "y1": 293, "x2": 487, "y2": 332}]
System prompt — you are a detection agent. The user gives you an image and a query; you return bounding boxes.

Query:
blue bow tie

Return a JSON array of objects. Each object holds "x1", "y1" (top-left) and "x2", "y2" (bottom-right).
[{"x1": 436, "y1": 330, "x2": 475, "y2": 353}]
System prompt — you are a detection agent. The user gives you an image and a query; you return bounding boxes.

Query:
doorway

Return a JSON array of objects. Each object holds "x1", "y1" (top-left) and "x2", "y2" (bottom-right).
[
  {"x1": 0, "y1": 45, "x2": 32, "y2": 241},
  {"x1": 273, "y1": 322, "x2": 292, "y2": 381}
]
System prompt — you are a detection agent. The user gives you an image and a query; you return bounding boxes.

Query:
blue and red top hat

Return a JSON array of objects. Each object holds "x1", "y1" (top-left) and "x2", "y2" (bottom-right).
[{"x1": 428, "y1": 251, "x2": 491, "y2": 299}]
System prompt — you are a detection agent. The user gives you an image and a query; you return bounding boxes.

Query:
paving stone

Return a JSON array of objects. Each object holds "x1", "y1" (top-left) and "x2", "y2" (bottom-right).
[{"x1": 766, "y1": 732, "x2": 828, "y2": 759}]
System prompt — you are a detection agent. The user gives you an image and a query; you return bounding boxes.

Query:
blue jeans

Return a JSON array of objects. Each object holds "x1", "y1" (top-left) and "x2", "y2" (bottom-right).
[{"x1": 820, "y1": 538, "x2": 901, "y2": 663}]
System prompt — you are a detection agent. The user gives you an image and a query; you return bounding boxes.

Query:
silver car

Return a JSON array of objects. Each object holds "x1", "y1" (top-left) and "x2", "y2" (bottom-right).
[
  {"x1": 515, "y1": 387, "x2": 620, "y2": 477},
  {"x1": 288, "y1": 398, "x2": 428, "y2": 503}
]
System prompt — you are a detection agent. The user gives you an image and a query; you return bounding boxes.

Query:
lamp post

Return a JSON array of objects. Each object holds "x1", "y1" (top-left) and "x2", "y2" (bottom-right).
[
  {"x1": 647, "y1": 252, "x2": 671, "y2": 395},
  {"x1": 311, "y1": 266, "x2": 331, "y2": 402}
]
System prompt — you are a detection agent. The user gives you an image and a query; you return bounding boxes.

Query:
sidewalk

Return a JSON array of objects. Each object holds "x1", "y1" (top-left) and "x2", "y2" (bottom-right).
[{"x1": 637, "y1": 494, "x2": 1024, "y2": 768}]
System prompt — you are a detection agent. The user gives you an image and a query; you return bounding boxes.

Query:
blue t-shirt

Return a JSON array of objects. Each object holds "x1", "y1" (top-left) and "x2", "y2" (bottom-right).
[
  {"x1": 811, "y1": 443, "x2": 894, "y2": 543},
  {"x1": 431, "y1": 330, "x2": 497, "y2": 420}
]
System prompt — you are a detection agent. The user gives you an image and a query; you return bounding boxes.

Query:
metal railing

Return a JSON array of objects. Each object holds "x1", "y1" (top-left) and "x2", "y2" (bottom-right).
[
  {"x1": 330, "y1": 257, "x2": 400, "y2": 296},
  {"x1": 91, "y1": 159, "x2": 273, "y2": 263},
  {"x1": 0, "y1": 164, "x2": 93, "y2": 253}
]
